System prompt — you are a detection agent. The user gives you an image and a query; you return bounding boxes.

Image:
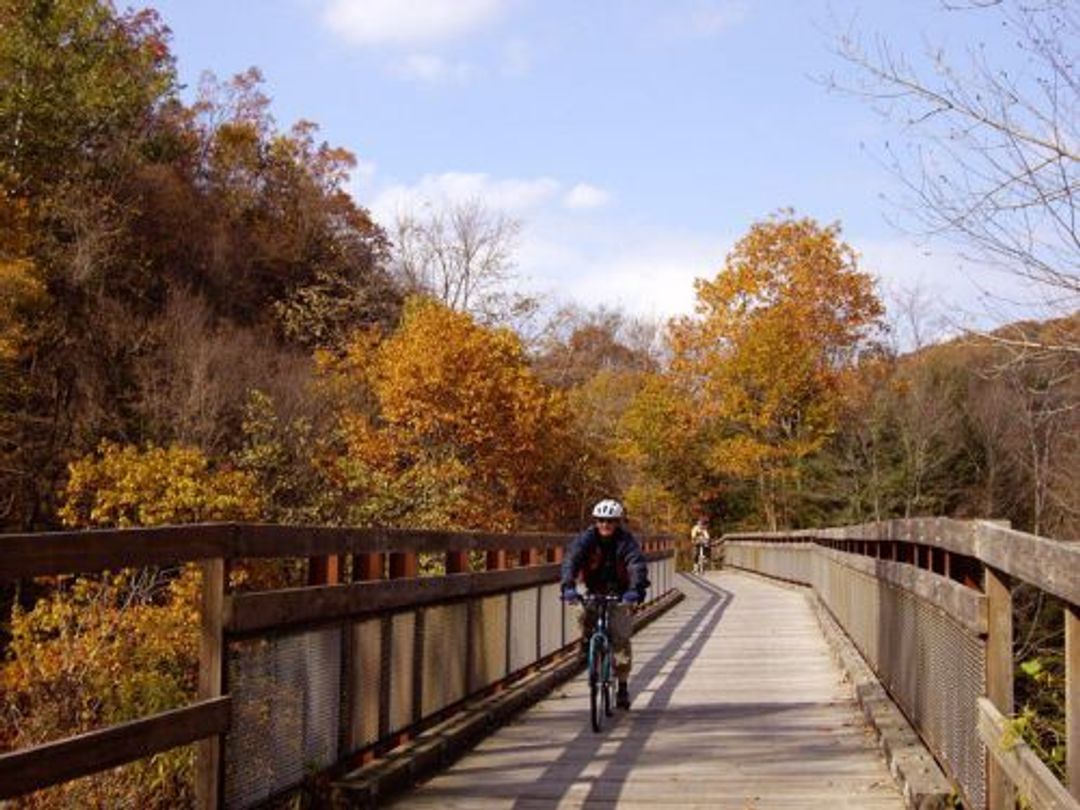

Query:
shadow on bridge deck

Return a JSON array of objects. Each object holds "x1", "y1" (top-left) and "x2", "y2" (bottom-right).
[{"x1": 388, "y1": 573, "x2": 906, "y2": 809}]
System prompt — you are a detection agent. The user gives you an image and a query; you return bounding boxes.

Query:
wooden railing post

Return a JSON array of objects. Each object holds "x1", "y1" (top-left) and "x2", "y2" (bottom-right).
[
  {"x1": 986, "y1": 566, "x2": 1014, "y2": 810},
  {"x1": 389, "y1": 552, "x2": 418, "y2": 579},
  {"x1": 308, "y1": 554, "x2": 341, "y2": 586},
  {"x1": 446, "y1": 550, "x2": 469, "y2": 574},
  {"x1": 196, "y1": 557, "x2": 226, "y2": 810},
  {"x1": 355, "y1": 552, "x2": 385, "y2": 581},
  {"x1": 1067, "y1": 604, "x2": 1079, "y2": 800},
  {"x1": 486, "y1": 550, "x2": 507, "y2": 571}
]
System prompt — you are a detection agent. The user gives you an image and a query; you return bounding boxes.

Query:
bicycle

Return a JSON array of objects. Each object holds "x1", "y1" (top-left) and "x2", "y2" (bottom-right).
[
  {"x1": 693, "y1": 542, "x2": 709, "y2": 574},
  {"x1": 564, "y1": 591, "x2": 622, "y2": 732}
]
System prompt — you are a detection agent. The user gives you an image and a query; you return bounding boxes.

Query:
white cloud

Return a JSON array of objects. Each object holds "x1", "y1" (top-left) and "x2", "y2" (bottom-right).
[
  {"x1": 369, "y1": 172, "x2": 562, "y2": 224},
  {"x1": 500, "y1": 38, "x2": 532, "y2": 77},
  {"x1": 358, "y1": 168, "x2": 1047, "y2": 331},
  {"x1": 361, "y1": 170, "x2": 733, "y2": 321},
  {"x1": 517, "y1": 221, "x2": 730, "y2": 321},
  {"x1": 665, "y1": 1, "x2": 749, "y2": 39},
  {"x1": 391, "y1": 53, "x2": 472, "y2": 83},
  {"x1": 353, "y1": 157, "x2": 378, "y2": 186},
  {"x1": 563, "y1": 183, "x2": 612, "y2": 210},
  {"x1": 852, "y1": 236, "x2": 1054, "y2": 336},
  {"x1": 322, "y1": 0, "x2": 506, "y2": 46}
]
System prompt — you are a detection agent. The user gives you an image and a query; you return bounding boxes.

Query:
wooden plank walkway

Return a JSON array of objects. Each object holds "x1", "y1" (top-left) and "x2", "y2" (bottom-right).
[{"x1": 388, "y1": 571, "x2": 906, "y2": 809}]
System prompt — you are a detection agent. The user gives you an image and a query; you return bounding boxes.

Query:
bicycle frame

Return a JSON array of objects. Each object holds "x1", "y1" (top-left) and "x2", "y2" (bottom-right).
[
  {"x1": 578, "y1": 593, "x2": 621, "y2": 732},
  {"x1": 693, "y1": 543, "x2": 709, "y2": 574}
]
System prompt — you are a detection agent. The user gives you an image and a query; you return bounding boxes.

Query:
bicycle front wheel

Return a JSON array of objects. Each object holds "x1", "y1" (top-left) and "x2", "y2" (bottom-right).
[{"x1": 589, "y1": 639, "x2": 605, "y2": 732}]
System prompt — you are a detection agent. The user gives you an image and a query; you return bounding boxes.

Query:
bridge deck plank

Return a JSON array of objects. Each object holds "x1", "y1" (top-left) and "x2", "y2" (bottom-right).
[{"x1": 389, "y1": 572, "x2": 906, "y2": 809}]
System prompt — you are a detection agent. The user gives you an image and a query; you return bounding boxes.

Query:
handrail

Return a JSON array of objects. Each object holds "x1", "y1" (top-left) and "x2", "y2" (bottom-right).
[
  {"x1": 0, "y1": 522, "x2": 580, "y2": 579},
  {"x1": 723, "y1": 518, "x2": 1079, "y2": 810},
  {"x1": 0, "y1": 698, "x2": 231, "y2": 800},
  {"x1": 722, "y1": 517, "x2": 1078, "y2": 604},
  {"x1": 0, "y1": 523, "x2": 678, "y2": 807}
]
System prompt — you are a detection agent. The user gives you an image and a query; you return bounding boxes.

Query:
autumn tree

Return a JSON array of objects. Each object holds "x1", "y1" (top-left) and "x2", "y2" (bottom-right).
[
  {"x1": 531, "y1": 304, "x2": 661, "y2": 388},
  {"x1": 0, "y1": 4, "x2": 402, "y2": 531},
  {"x1": 0, "y1": 0, "x2": 178, "y2": 530},
  {"x1": 670, "y1": 213, "x2": 885, "y2": 530},
  {"x1": 615, "y1": 372, "x2": 708, "y2": 531},
  {"x1": 322, "y1": 297, "x2": 572, "y2": 531},
  {"x1": 161, "y1": 68, "x2": 402, "y2": 347},
  {"x1": 2, "y1": 442, "x2": 262, "y2": 807},
  {"x1": 523, "y1": 305, "x2": 666, "y2": 527},
  {"x1": 971, "y1": 320, "x2": 1079, "y2": 538}
]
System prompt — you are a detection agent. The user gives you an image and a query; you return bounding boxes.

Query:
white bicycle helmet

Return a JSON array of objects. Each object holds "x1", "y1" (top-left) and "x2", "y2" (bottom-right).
[{"x1": 591, "y1": 499, "x2": 624, "y2": 519}]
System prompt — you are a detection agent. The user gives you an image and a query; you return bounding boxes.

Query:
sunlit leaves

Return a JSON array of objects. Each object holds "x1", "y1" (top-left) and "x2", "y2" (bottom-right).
[
  {"x1": 0, "y1": 0, "x2": 174, "y2": 196},
  {"x1": 669, "y1": 213, "x2": 885, "y2": 527},
  {"x1": 59, "y1": 440, "x2": 263, "y2": 528},
  {"x1": 325, "y1": 297, "x2": 569, "y2": 530},
  {"x1": 2, "y1": 441, "x2": 262, "y2": 805}
]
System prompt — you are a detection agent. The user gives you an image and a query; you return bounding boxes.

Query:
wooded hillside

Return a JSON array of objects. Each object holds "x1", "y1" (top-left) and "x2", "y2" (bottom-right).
[{"x1": 1, "y1": 1, "x2": 1075, "y2": 542}]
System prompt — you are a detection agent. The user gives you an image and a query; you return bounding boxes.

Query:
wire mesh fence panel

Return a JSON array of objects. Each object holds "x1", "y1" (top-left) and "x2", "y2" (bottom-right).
[
  {"x1": 509, "y1": 587, "x2": 540, "y2": 673},
  {"x1": 563, "y1": 595, "x2": 577, "y2": 651},
  {"x1": 348, "y1": 618, "x2": 382, "y2": 752},
  {"x1": 539, "y1": 583, "x2": 564, "y2": 657},
  {"x1": 748, "y1": 544, "x2": 990, "y2": 810},
  {"x1": 224, "y1": 627, "x2": 341, "y2": 809},
  {"x1": 420, "y1": 603, "x2": 468, "y2": 717},
  {"x1": 388, "y1": 612, "x2": 416, "y2": 736},
  {"x1": 469, "y1": 595, "x2": 508, "y2": 692}
]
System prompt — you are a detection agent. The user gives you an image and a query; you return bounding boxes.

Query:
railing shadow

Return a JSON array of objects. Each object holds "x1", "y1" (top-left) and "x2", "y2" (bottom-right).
[{"x1": 506, "y1": 573, "x2": 734, "y2": 809}]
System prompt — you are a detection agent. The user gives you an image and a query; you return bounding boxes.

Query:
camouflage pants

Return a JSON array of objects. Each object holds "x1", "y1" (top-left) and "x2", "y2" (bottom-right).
[{"x1": 575, "y1": 601, "x2": 633, "y2": 680}]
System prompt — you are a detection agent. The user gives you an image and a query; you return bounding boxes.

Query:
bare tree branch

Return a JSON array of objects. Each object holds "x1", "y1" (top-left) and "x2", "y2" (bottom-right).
[
  {"x1": 826, "y1": 0, "x2": 1079, "y2": 341},
  {"x1": 391, "y1": 198, "x2": 534, "y2": 324}
]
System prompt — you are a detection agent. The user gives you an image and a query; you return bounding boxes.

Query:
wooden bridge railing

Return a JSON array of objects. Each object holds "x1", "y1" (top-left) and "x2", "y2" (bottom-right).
[
  {"x1": 0, "y1": 523, "x2": 677, "y2": 807},
  {"x1": 723, "y1": 518, "x2": 1079, "y2": 810}
]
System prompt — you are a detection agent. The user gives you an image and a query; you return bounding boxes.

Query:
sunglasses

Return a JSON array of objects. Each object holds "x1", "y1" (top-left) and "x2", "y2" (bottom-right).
[{"x1": 596, "y1": 517, "x2": 618, "y2": 524}]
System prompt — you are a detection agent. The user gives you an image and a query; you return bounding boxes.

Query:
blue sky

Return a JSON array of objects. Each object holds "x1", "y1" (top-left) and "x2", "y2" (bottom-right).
[{"x1": 148, "y1": 0, "x2": 1039, "y2": 337}]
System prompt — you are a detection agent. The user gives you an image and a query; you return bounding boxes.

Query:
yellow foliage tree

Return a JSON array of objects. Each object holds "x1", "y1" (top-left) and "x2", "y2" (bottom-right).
[
  {"x1": 323, "y1": 297, "x2": 570, "y2": 531},
  {"x1": 669, "y1": 213, "x2": 885, "y2": 529},
  {"x1": 59, "y1": 440, "x2": 263, "y2": 527},
  {"x1": 2, "y1": 443, "x2": 261, "y2": 807},
  {"x1": 615, "y1": 372, "x2": 701, "y2": 532}
]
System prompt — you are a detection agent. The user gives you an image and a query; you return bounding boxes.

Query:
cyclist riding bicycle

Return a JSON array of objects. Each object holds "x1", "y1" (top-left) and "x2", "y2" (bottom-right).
[
  {"x1": 691, "y1": 517, "x2": 711, "y2": 574},
  {"x1": 561, "y1": 498, "x2": 649, "y2": 710}
]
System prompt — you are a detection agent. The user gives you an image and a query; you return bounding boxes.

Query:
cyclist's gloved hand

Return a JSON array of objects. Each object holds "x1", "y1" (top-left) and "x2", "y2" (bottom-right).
[
  {"x1": 621, "y1": 590, "x2": 642, "y2": 605},
  {"x1": 561, "y1": 585, "x2": 581, "y2": 603}
]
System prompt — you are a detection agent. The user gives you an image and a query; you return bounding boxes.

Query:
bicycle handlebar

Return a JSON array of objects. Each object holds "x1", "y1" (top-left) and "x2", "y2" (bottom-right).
[{"x1": 561, "y1": 591, "x2": 623, "y2": 606}]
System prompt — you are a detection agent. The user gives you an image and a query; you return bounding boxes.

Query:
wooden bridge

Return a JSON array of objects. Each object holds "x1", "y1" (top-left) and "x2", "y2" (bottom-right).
[{"x1": 1, "y1": 519, "x2": 1078, "y2": 809}]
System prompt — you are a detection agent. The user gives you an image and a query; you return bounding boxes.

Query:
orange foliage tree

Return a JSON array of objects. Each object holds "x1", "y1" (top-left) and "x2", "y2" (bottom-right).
[
  {"x1": 1, "y1": 442, "x2": 262, "y2": 807},
  {"x1": 321, "y1": 297, "x2": 572, "y2": 531},
  {"x1": 669, "y1": 213, "x2": 885, "y2": 529}
]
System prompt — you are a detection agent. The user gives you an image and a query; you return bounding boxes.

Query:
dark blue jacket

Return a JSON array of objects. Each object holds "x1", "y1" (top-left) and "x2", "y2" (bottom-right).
[{"x1": 561, "y1": 525, "x2": 650, "y2": 598}]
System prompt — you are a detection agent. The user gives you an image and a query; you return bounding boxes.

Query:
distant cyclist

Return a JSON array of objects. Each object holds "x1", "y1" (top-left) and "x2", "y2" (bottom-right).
[
  {"x1": 561, "y1": 498, "x2": 649, "y2": 709},
  {"x1": 691, "y1": 517, "x2": 711, "y2": 574}
]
